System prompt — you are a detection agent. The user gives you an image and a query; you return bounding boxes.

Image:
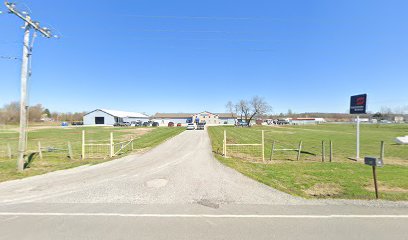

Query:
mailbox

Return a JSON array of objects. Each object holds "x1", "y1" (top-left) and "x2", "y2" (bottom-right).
[{"x1": 364, "y1": 157, "x2": 384, "y2": 167}]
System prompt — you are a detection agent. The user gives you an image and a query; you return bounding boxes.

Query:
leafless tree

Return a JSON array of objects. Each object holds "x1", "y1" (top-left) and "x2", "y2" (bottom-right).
[
  {"x1": 225, "y1": 101, "x2": 235, "y2": 118},
  {"x1": 246, "y1": 96, "x2": 271, "y2": 125},
  {"x1": 0, "y1": 102, "x2": 20, "y2": 124},
  {"x1": 228, "y1": 96, "x2": 271, "y2": 126}
]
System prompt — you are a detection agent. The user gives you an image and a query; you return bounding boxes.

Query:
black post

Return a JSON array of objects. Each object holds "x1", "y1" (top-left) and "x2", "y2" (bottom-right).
[{"x1": 373, "y1": 166, "x2": 379, "y2": 199}]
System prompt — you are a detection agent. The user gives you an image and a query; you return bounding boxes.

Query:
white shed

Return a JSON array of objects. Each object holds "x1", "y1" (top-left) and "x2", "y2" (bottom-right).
[{"x1": 83, "y1": 109, "x2": 149, "y2": 126}]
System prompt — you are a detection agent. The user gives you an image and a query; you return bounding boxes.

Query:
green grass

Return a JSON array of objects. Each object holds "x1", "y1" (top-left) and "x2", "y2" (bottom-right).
[
  {"x1": 208, "y1": 124, "x2": 408, "y2": 201},
  {"x1": 0, "y1": 126, "x2": 184, "y2": 182}
]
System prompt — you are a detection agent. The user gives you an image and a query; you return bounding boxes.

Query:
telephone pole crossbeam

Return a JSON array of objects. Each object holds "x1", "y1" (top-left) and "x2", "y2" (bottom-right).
[{"x1": 4, "y1": 1, "x2": 57, "y2": 171}]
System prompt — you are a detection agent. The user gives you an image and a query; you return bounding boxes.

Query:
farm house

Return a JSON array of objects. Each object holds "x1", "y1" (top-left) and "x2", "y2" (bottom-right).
[
  {"x1": 83, "y1": 109, "x2": 149, "y2": 126},
  {"x1": 153, "y1": 111, "x2": 237, "y2": 126}
]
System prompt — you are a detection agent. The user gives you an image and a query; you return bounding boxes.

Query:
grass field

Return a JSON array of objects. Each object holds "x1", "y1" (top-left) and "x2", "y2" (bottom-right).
[
  {"x1": 208, "y1": 124, "x2": 408, "y2": 201},
  {"x1": 0, "y1": 126, "x2": 184, "y2": 183}
]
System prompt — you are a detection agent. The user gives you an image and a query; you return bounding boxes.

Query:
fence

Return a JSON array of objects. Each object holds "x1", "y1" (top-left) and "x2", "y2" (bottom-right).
[
  {"x1": 82, "y1": 131, "x2": 134, "y2": 159},
  {"x1": 223, "y1": 130, "x2": 265, "y2": 162},
  {"x1": 220, "y1": 130, "x2": 336, "y2": 163},
  {"x1": 0, "y1": 144, "x2": 13, "y2": 160}
]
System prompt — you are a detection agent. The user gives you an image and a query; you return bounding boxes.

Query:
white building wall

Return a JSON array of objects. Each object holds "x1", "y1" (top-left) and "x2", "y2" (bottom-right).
[
  {"x1": 123, "y1": 117, "x2": 149, "y2": 123},
  {"x1": 219, "y1": 118, "x2": 236, "y2": 125},
  {"x1": 83, "y1": 110, "x2": 116, "y2": 125},
  {"x1": 156, "y1": 118, "x2": 191, "y2": 125}
]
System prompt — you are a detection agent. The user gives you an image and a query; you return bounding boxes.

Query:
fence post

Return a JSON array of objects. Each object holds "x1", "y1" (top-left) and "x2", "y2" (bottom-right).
[
  {"x1": 380, "y1": 141, "x2": 385, "y2": 160},
  {"x1": 7, "y1": 143, "x2": 12, "y2": 159},
  {"x1": 68, "y1": 142, "x2": 73, "y2": 159},
  {"x1": 223, "y1": 130, "x2": 227, "y2": 158},
  {"x1": 82, "y1": 130, "x2": 85, "y2": 160},
  {"x1": 270, "y1": 140, "x2": 276, "y2": 161},
  {"x1": 297, "y1": 141, "x2": 303, "y2": 161},
  {"x1": 262, "y1": 130, "x2": 265, "y2": 163},
  {"x1": 110, "y1": 132, "x2": 114, "y2": 158},
  {"x1": 321, "y1": 140, "x2": 325, "y2": 162},
  {"x1": 38, "y1": 141, "x2": 43, "y2": 160},
  {"x1": 131, "y1": 138, "x2": 134, "y2": 151},
  {"x1": 330, "y1": 140, "x2": 333, "y2": 162}
]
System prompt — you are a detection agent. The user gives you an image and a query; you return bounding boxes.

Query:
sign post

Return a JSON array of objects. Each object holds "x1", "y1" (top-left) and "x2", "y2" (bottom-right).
[{"x1": 350, "y1": 94, "x2": 367, "y2": 161}]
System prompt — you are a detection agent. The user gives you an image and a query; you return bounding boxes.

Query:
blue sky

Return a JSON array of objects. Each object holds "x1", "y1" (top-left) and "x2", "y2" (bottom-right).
[{"x1": 1, "y1": 0, "x2": 407, "y2": 115}]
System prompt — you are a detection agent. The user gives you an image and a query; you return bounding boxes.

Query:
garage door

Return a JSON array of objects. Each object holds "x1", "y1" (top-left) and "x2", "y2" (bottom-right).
[{"x1": 95, "y1": 117, "x2": 105, "y2": 125}]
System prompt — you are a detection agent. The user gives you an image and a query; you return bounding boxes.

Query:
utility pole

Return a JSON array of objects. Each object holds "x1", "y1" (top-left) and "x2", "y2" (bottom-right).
[{"x1": 4, "y1": 2, "x2": 57, "y2": 171}]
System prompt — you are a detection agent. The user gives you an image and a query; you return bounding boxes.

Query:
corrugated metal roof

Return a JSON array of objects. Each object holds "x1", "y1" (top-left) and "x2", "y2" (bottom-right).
[
  {"x1": 154, "y1": 113, "x2": 194, "y2": 119},
  {"x1": 154, "y1": 112, "x2": 237, "y2": 119},
  {"x1": 217, "y1": 113, "x2": 237, "y2": 118},
  {"x1": 97, "y1": 109, "x2": 149, "y2": 118}
]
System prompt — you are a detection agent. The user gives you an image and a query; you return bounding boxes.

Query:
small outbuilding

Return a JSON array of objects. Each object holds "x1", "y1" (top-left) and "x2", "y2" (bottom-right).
[{"x1": 83, "y1": 109, "x2": 149, "y2": 126}]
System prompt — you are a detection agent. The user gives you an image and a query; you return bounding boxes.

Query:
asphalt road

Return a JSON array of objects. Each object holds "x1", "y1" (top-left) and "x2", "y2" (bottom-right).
[{"x1": 0, "y1": 130, "x2": 407, "y2": 240}]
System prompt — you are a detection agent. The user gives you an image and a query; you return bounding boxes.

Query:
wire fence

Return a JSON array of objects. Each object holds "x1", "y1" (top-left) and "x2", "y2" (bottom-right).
[{"x1": 219, "y1": 129, "x2": 334, "y2": 163}]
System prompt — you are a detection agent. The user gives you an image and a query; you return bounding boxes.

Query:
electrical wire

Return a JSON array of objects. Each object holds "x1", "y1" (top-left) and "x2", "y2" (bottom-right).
[{"x1": 0, "y1": 56, "x2": 21, "y2": 60}]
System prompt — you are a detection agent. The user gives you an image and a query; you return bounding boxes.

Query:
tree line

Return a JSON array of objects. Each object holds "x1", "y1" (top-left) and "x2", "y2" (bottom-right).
[{"x1": 0, "y1": 102, "x2": 85, "y2": 124}]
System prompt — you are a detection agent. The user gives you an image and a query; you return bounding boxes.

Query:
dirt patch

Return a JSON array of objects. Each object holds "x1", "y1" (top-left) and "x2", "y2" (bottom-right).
[
  {"x1": 115, "y1": 128, "x2": 153, "y2": 140},
  {"x1": 365, "y1": 185, "x2": 408, "y2": 193},
  {"x1": 305, "y1": 183, "x2": 343, "y2": 197},
  {"x1": 381, "y1": 157, "x2": 408, "y2": 166}
]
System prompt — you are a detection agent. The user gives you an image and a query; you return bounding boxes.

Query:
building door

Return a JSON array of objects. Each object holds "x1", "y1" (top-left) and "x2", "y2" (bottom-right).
[{"x1": 95, "y1": 117, "x2": 105, "y2": 125}]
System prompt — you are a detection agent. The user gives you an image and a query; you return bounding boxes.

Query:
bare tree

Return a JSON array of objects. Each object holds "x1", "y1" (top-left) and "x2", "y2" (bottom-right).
[
  {"x1": 237, "y1": 100, "x2": 250, "y2": 122},
  {"x1": 29, "y1": 104, "x2": 44, "y2": 122},
  {"x1": 228, "y1": 97, "x2": 271, "y2": 126},
  {"x1": 246, "y1": 96, "x2": 271, "y2": 125},
  {"x1": 0, "y1": 102, "x2": 20, "y2": 124},
  {"x1": 225, "y1": 101, "x2": 235, "y2": 118}
]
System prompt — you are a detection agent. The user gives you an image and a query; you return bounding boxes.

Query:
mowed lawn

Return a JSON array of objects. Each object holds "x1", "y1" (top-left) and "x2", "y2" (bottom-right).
[
  {"x1": 0, "y1": 126, "x2": 184, "y2": 183},
  {"x1": 208, "y1": 124, "x2": 408, "y2": 201}
]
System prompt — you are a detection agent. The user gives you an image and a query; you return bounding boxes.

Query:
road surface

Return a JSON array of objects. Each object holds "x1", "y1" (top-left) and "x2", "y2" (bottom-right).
[{"x1": 0, "y1": 130, "x2": 407, "y2": 240}]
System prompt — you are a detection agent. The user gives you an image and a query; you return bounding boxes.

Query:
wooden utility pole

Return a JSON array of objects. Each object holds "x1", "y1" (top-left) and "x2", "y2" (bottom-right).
[{"x1": 5, "y1": 2, "x2": 57, "y2": 171}]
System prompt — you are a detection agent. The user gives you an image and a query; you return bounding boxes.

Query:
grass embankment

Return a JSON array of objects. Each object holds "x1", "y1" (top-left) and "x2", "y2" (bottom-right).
[
  {"x1": 0, "y1": 126, "x2": 184, "y2": 183},
  {"x1": 208, "y1": 124, "x2": 408, "y2": 201}
]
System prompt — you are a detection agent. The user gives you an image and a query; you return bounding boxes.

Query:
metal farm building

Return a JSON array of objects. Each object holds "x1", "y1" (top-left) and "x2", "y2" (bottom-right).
[{"x1": 83, "y1": 109, "x2": 149, "y2": 126}]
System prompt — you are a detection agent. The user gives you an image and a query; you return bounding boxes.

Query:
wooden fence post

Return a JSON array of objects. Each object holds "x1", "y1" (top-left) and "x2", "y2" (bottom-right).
[
  {"x1": 322, "y1": 140, "x2": 325, "y2": 162},
  {"x1": 223, "y1": 130, "x2": 227, "y2": 158},
  {"x1": 270, "y1": 140, "x2": 276, "y2": 161},
  {"x1": 38, "y1": 141, "x2": 43, "y2": 160},
  {"x1": 131, "y1": 138, "x2": 134, "y2": 151},
  {"x1": 297, "y1": 141, "x2": 303, "y2": 161},
  {"x1": 7, "y1": 143, "x2": 12, "y2": 159},
  {"x1": 110, "y1": 132, "x2": 114, "y2": 158},
  {"x1": 330, "y1": 140, "x2": 333, "y2": 162},
  {"x1": 380, "y1": 141, "x2": 385, "y2": 160},
  {"x1": 262, "y1": 130, "x2": 265, "y2": 163},
  {"x1": 82, "y1": 130, "x2": 85, "y2": 160},
  {"x1": 68, "y1": 142, "x2": 73, "y2": 159}
]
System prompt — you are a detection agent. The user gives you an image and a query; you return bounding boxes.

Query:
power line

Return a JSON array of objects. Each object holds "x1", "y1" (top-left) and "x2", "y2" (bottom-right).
[{"x1": 0, "y1": 55, "x2": 21, "y2": 60}]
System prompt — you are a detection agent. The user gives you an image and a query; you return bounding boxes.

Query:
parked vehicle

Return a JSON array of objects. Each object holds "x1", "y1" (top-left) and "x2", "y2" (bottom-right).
[
  {"x1": 132, "y1": 120, "x2": 143, "y2": 127},
  {"x1": 186, "y1": 123, "x2": 195, "y2": 130},
  {"x1": 177, "y1": 123, "x2": 182, "y2": 127},
  {"x1": 196, "y1": 123, "x2": 205, "y2": 130},
  {"x1": 143, "y1": 121, "x2": 152, "y2": 127},
  {"x1": 71, "y1": 121, "x2": 84, "y2": 126},
  {"x1": 152, "y1": 122, "x2": 159, "y2": 127},
  {"x1": 168, "y1": 122, "x2": 175, "y2": 127},
  {"x1": 123, "y1": 122, "x2": 131, "y2": 127},
  {"x1": 236, "y1": 120, "x2": 249, "y2": 127}
]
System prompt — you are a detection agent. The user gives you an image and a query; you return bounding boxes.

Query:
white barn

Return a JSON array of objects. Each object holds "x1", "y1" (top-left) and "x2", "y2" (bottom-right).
[{"x1": 83, "y1": 109, "x2": 149, "y2": 126}]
